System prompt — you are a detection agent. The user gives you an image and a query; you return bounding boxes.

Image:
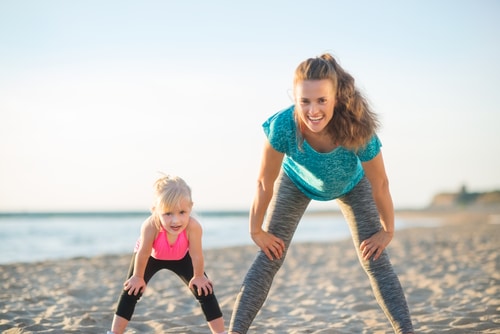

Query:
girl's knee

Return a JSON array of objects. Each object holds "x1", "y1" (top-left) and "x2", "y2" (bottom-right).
[{"x1": 193, "y1": 288, "x2": 217, "y2": 301}]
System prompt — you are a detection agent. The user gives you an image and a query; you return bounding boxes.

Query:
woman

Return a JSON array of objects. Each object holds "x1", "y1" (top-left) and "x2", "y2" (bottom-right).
[{"x1": 229, "y1": 53, "x2": 414, "y2": 333}]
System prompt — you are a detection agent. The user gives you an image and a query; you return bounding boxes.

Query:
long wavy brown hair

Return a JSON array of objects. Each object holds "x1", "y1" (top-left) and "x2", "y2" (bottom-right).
[{"x1": 293, "y1": 53, "x2": 379, "y2": 150}]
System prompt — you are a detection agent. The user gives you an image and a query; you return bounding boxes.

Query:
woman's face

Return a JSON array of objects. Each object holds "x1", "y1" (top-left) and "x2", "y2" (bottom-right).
[{"x1": 294, "y1": 79, "x2": 336, "y2": 136}]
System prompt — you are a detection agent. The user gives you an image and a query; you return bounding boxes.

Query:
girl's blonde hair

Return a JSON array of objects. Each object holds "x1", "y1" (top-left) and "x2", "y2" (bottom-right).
[
  {"x1": 153, "y1": 174, "x2": 193, "y2": 214},
  {"x1": 293, "y1": 53, "x2": 379, "y2": 150}
]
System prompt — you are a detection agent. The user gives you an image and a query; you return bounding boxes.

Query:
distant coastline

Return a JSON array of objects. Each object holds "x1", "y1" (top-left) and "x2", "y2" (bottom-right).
[
  {"x1": 0, "y1": 210, "x2": 249, "y2": 219},
  {"x1": 2, "y1": 185, "x2": 499, "y2": 218},
  {"x1": 428, "y1": 185, "x2": 500, "y2": 209}
]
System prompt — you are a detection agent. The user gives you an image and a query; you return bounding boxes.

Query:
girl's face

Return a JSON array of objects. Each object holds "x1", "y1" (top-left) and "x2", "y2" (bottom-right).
[
  {"x1": 156, "y1": 197, "x2": 192, "y2": 236},
  {"x1": 294, "y1": 79, "x2": 336, "y2": 136}
]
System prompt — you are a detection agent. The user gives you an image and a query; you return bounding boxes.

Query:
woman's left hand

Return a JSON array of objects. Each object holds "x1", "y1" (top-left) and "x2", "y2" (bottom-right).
[
  {"x1": 189, "y1": 276, "x2": 213, "y2": 296},
  {"x1": 360, "y1": 230, "x2": 394, "y2": 261}
]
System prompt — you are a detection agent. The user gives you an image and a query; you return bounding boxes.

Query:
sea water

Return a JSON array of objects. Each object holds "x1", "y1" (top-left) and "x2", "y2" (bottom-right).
[{"x1": 0, "y1": 211, "x2": 438, "y2": 264}]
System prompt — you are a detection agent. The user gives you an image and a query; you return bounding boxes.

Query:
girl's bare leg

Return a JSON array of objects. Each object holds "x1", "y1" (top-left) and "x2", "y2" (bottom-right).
[
  {"x1": 110, "y1": 314, "x2": 129, "y2": 334},
  {"x1": 208, "y1": 316, "x2": 226, "y2": 333}
]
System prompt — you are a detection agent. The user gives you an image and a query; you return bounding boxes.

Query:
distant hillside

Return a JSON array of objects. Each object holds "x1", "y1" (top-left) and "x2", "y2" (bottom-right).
[{"x1": 429, "y1": 185, "x2": 500, "y2": 208}]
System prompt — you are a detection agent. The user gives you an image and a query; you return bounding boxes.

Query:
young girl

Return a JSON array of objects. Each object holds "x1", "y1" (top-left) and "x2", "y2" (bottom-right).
[
  {"x1": 229, "y1": 53, "x2": 414, "y2": 333},
  {"x1": 108, "y1": 174, "x2": 226, "y2": 334}
]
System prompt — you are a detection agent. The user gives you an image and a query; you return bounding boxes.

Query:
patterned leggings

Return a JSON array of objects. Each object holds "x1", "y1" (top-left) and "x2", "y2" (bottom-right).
[{"x1": 229, "y1": 173, "x2": 413, "y2": 333}]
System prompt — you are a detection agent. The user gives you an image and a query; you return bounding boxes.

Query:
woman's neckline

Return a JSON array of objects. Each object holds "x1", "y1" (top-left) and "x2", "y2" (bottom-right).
[{"x1": 302, "y1": 131, "x2": 339, "y2": 154}]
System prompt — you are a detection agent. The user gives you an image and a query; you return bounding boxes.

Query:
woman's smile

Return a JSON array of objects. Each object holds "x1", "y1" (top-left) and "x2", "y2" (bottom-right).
[{"x1": 307, "y1": 114, "x2": 325, "y2": 123}]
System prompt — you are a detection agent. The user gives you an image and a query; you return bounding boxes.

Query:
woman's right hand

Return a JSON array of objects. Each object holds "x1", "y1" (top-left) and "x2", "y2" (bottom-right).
[
  {"x1": 251, "y1": 229, "x2": 286, "y2": 261},
  {"x1": 124, "y1": 275, "x2": 146, "y2": 296}
]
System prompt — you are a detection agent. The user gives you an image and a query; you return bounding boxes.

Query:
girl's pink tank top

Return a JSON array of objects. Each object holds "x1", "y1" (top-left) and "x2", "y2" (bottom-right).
[{"x1": 134, "y1": 228, "x2": 189, "y2": 261}]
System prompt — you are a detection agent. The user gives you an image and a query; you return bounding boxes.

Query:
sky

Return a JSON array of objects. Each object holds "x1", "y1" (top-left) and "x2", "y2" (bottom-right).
[{"x1": 1, "y1": 0, "x2": 499, "y2": 212}]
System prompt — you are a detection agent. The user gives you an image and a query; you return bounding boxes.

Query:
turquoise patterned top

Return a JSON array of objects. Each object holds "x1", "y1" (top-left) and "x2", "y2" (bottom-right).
[{"x1": 262, "y1": 105, "x2": 381, "y2": 200}]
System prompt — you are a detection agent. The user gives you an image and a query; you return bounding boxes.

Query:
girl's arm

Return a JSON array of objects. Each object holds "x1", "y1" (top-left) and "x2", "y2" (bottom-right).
[
  {"x1": 250, "y1": 140, "x2": 286, "y2": 261},
  {"x1": 187, "y1": 218, "x2": 213, "y2": 296},
  {"x1": 124, "y1": 217, "x2": 156, "y2": 295},
  {"x1": 361, "y1": 151, "x2": 395, "y2": 261}
]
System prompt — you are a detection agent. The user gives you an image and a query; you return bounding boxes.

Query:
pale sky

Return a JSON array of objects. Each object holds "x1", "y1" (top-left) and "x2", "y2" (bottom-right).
[{"x1": 1, "y1": 0, "x2": 499, "y2": 212}]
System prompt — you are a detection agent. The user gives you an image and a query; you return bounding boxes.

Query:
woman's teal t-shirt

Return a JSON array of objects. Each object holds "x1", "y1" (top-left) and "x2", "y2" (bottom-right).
[{"x1": 262, "y1": 105, "x2": 381, "y2": 201}]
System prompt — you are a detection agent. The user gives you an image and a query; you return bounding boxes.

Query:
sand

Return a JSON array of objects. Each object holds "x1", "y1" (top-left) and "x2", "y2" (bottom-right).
[{"x1": 1, "y1": 210, "x2": 499, "y2": 333}]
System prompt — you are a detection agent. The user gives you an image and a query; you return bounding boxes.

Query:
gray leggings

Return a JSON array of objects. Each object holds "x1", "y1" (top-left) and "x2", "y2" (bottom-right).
[{"x1": 229, "y1": 173, "x2": 413, "y2": 333}]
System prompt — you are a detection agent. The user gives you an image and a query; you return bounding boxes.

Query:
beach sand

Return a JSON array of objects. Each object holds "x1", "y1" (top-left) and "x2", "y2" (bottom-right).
[{"x1": 1, "y1": 210, "x2": 499, "y2": 333}]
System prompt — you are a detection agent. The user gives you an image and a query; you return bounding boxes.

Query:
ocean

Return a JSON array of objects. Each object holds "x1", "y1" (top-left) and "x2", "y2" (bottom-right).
[{"x1": 0, "y1": 211, "x2": 439, "y2": 265}]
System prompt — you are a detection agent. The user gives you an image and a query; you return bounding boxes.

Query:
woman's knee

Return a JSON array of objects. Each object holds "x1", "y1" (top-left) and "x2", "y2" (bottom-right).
[
  {"x1": 258, "y1": 250, "x2": 286, "y2": 273},
  {"x1": 241, "y1": 251, "x2": 284, "y2": 290},
  {"x1": 360, "y1": 252, "x2": 393, "y2": 275}
]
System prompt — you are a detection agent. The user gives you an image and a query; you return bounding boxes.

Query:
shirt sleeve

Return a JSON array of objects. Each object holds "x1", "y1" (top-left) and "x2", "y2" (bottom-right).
[
  {"x1": 262, "y1": 106, "x2": 294, "y2": 153},
  {"x1": 356, "y1": 134, "x2": 382, "y2": 161}
]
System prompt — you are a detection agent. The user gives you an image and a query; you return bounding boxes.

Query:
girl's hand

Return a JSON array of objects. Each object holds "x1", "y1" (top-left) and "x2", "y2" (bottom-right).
[
  {"x1": 360, "y1": 230, "x2": 394, "y2": 261},
  {"x1": 189, "y1": 276, "x2": 213, "y2": 296},
  {"x1": 251, "y1": 230, "x2": 286, "y2": 261},
  {"x1": 124, "y1": 275, "x2": 146, "y2": 296}
]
